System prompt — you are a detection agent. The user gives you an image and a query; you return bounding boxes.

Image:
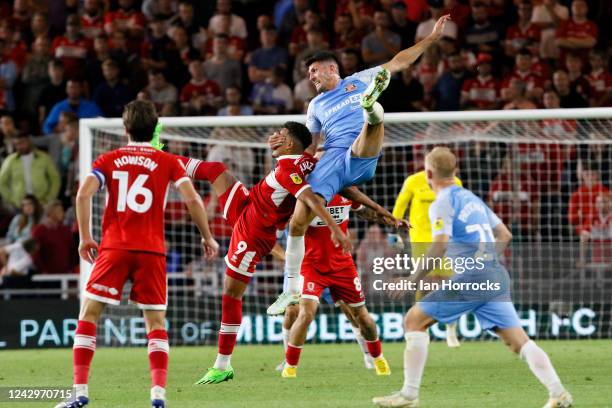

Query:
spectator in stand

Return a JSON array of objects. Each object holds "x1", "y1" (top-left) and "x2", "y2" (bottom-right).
[
  {"x1": 251, "y1": 66, "x2": 293, "y2": 114},
  {"x1": 142, "y1": 0, "x2": 176, "y2": 23},
  {"x1": 0, "y1": 114, "x2": 18, "y2": 160},
  {"x1": 502, "y1": 79, "x2": 537, "y2": 110},
  {"x1": 203, "y1": 34, "x2": 242, "y2": 91},
  {"x1": 361, "y1": 10, "x2": 401, "y2": 67},
  {"x1": 37, "y1": 60, "x2": 66, "y2": 130},
  {"x1": 586, "y1": 49, "x2": 612, "y2": 107},
  {"x1": 180, "y1": 59, "x2": 222, "y2": 116},
  {"x1": 431, "y1": 52, "x2": 468, "y2": 111},
  {"x1": 569, "y1": 165, "x2": 610, "y2": 235},
  {"x1": 289, "y1": 9, "x2": 327, "y2": 57},
  {"x1": 532, "y1": 0, "x2": 569, "y2": 61},
  {"x1": 22, "y1": 12, "x2": 50, "y2": 47},
  {"x1": 50, "y1": 14, "x2": 92, "y2": 80},
  {"x1": 218, "y1": 85, "x2": 254, "y2": 116},
  {"x1": 293, "y1": 28, "x2": 328, "y2": 84},
  {"x1": 356, "y1": 224, "x2": 393, "y2": 283},
  {"x1": 332, "y1": 12, "x2": 363, "y2": 51},
  {"x1": 204, "y1": 13, "x2": 247, "y2": 62},
  {"x1": 340, "y1": 48, "x2": 362, "y2": 77},
  {"x1": 248, "y1": 26, "x2": 288, "y2": 84},
  {"x1": 464, "y1": 2, "x2": 504, "y2": 57},
  {"x1": 171, "y1": 25, "x2": 198, "y2": 70},
  {"x1": 293, "y1": 60, "x2": 316, "y2": 111},
  {"x1": 379, "y1": 65, "x2": 425, "y2": 112},
  {"x1": 504, "y1": 0, "x2": 541, "y2": 59},
  {"x1": 85, "y1": 34, "x2": 112, "y2": 92},
  {"x1": 20, "y1": 36, "x2": 51, "y2": 125},
  {"x1": 488, "y1": 156, "x2": 540, "y2": 240},
  {"x1": 1, "y1": 20, "x2": 28, "y2": 72},
  {"x1": 43, "y1": 79, "x2": 102, "y2": 134},
  {"x1": 169, "y1": 1, "x2": 205, "y2": 44},
  {"x1": 0, "y1": 133, "x2": 60, "y2": 209},
  {"x1": 555, "y1": 0, "x2": 598, "y2": 66},
  {"x1": 81, "y1": 0, "x2": 104, "y2": 40},
  {"x1": 279, "y1": 0, "x2": 310, "y2": 41},
  {"x1": 0, "y1": 39, "x2": 18, "y2": 112},
  {"x1": 0, "y1": 238, "x2": 37, "y2": 287},
  {"x1": 565, "y1": 52, "x2": 591, "y2": 102},
  {"x1": 146, "y1": 69, "x2": 178, "y2": 116},
  {"x1": 208, "y1": 0, "x2": 248, "y2": 40},
  {"x1": 461, "y1": 52, "x2": 499, "y2": 110},
  {"x1": 9, "y1": 0, "x2": 31, "y2": 34},
  {"x1": 33, "y1": 110, "x2": 77, "y2": 172},
  {"x1": 5, "y1": 194, "x2": 43, "y2": 244},
  {"x1": 552, "y1": 69, "x2": 588, "y2": 108},
  {"x1": 93, "y1": 59, "x2": 133, "y2": 117},
  {"x1": 58, "y1": 117, "x2": 79, "y2": 204},
  {"x1": 416, "y1": 0, "x2": 458, "y2": 43},
  {"x1": 500, "y1": 48, "x2": 544, "y2": 103},
  {"x1": 104, "y1": 0, "x2": 147, "y2": 49},
  {"x1": 141, "y1": 17, "x2": 184, "y2": 87},
  {"x1": 389, "y1": 1, "x2": 417, "y2": 49},
  {"x1": 579, "y1": 192, "x2": 612, "y2": 266},
  {"x1": 31, "y1": 200, "x2": 75, "y2": 275},
  {"x1": 443, "y1": 0, "x2": 471, "y2": 30}
]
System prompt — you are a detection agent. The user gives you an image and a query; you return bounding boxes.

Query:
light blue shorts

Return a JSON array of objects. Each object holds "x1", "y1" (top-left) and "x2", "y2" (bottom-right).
[
  {"x1": 308, "y1": 147, "x2": 380, "y2": 202},
  {"x1": 418, "y1": 300, "x2": 521, "y2": 331}
]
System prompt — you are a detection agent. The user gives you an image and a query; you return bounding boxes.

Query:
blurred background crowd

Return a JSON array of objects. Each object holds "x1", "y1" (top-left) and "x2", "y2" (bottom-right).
[{"x1": 0, "y1": 0, "x2": 610, "y2": 294}]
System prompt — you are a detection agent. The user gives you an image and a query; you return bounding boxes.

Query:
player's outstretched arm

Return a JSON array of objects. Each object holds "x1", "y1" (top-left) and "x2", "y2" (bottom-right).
[
  {"x1": 76, "y1": 174, "x2": 100, "y2": 264},
  {"x1": 298, "y1": 189, "x2": 352, "y2": 253},
  {"x1": 177, "y1": 180, "x2": 220, "y2": 260},
  {"x1": 340, "y1": 186, "x2": 409, "y2": 229},
  {"x1": 381, "y1": 14, "x2": 451, "y2": 74}
]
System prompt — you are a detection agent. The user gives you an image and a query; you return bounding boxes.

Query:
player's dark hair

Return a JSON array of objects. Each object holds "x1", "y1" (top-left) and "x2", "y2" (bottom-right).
[
  {"x1": 284, "y1": 121, "x2": 312, "y2": 151},
  {"x1": 123, "y1": 100, "x2": 159, "y2": 142},
  {"x1": 305, "y1": 50, "x2": 340, "y2": 68}
]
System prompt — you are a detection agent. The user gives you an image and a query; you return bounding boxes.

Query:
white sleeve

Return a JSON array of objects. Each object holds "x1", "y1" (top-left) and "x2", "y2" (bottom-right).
[
  {"x1": 305, "y1": 99, "x2": 321, "y2": 134},
  {"x1": 347, "y1": 66, "x2": 382, "y2": 86},
  {"x1": 429, "y1": 198, "x2": 454, "y2": 237},
  {"x1": 486, "y1": 206, "x2": 502, "y2": 229}
]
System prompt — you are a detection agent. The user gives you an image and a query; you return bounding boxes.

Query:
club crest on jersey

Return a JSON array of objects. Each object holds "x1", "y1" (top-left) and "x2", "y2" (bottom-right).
[
  {"x1": 307, "y1": 282, "x2": 315, "y2": 292},
  {"x1": 345, "y1": 83, "x2": 357, "y2": 92},
  {"x1": 290, "y1": 173, "x2": 303, "y2": 184},
  {"x1": 434, "y1": 217, "x2": 444, "y2": 231}
]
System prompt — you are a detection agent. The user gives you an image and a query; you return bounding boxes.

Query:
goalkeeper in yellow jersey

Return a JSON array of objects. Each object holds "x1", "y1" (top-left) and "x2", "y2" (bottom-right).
[{"x1": 389, "y1": 169, "x2": 462, "y2": 348}]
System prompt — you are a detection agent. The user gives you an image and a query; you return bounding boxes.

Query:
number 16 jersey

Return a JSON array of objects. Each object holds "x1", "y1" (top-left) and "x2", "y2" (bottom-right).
[{"x1": 91, "y1": 143, "x2": 190, "y2": 255}]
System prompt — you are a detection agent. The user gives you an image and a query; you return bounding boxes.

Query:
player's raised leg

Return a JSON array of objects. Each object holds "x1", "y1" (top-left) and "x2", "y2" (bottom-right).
[
  {"x1": 496, "y1": 326, "x2": 573, "y2": 408},
  {"x1": 266, "y1": 200, "x2": 318, "y2": 315},
  {"x1": 281, "y1": 298, "x2": 319, "y2": 378},
  {"x1": 195, "y1": 275, "x2": 247, "y2": 384}
]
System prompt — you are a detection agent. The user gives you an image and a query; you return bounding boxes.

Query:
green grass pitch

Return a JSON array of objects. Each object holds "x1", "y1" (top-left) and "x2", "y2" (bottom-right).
[{"x1": 2, "y1": 340, "x2": 611, "y2": 408}]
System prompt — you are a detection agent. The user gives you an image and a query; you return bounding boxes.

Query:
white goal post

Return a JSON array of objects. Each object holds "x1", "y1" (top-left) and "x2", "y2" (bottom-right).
[{"x1": 79, "y1": 107, "x2": 612, "y2": 345}]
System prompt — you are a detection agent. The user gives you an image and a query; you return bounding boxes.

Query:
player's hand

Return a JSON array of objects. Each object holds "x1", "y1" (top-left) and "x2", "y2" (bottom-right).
[
  {"x1": 387, "y1": 233, "x2": 405, "y2": 250},
  {"x1": 382, "y1": 215, "x2": 411, "y2": 230},
  {"x1": 268, "y1": 131, "x2": 285, "y2": 150},
  {"x1": 331, "y1": 229, "x2": 353, "y2": 253},
  {"x1": 79, "y1": 238, "x2": 99, "y2": 264},
  {"x1": 201, "y1": 236, "x2": 220, "y2": 260},
  {"x1": 429, "y1": 14, "x2": 451, "y2": 42}
]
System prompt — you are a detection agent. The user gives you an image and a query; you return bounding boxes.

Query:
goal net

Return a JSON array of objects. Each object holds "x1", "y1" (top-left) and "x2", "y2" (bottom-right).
[{"x1": 79, "y1": 108, "x2": 612, "y2": 346}]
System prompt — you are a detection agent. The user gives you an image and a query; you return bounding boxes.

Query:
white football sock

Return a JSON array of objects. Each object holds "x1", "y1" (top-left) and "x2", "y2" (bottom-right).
[
  {"x1": 351, "y1": 325, "x2": 369, "y2": 356},
  {"x1": 150, "y1": 385, "x2": 165, "y2": 401},
  {"x1": 73, "y1": 384, "x2": 88, "y2": 398},
  {"x1": 401, "y1": 331, "x2": 430, "y2": 400},
  {"x1": 285, "y1": 235, "x2": 305, "y2": 294},
  {"x1": 364, "y1": 102, "x2": 384, "y2": 124},
  {"x1": 520, "y1": 340, "x2": 565, "y2": 398},
  {"x1": 213, "y1": 353, "x2": 231, "y2": 371},
  {"x1": 282, "y1": 327, "x2": 290, "y2": 352}
]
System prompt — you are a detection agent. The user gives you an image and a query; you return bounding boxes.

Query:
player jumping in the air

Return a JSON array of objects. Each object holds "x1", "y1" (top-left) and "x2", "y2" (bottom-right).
[
  {"x1": 176, "y1": 122, "x2": 356, "y2": 385},
  {"x1": 372, "y1": 147, "x2": 572, "y2": 408},
  {"x1": 390, "y1": 169, "x2": 462, "y2": 348},
  {"x1": 267, "y1": 15, "x2": 452, "y2": 315},
  {"x1": 278, "y1": 191, "x2": 409, "y2": 378},
  {"x1": 55, "y1": 100, "x2": 219, "y2": 408}
]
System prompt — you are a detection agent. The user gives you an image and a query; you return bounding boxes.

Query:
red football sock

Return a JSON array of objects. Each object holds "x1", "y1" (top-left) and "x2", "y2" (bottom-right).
[
  {"x1": 366, "y1": 339, "x2": 382, "y2": 358},
  {"x1": 148, "y1": 330, "x2": 169, "y2": 388},
  {"x1": 187, "y1": 159, "x2": 226, "y2": 183},
  {"x1": 218, "y1": 294, "x2": 242, "y2": 356},
  {"x1": 285, "y1": 344, "x2": 303, "y2": 366},
  {"x1": 73, "y1": 320, "x2": 97, "y2": 385}
]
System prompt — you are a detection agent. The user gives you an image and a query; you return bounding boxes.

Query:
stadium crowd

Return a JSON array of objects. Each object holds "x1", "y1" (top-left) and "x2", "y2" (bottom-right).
[{"x1": 0, "y1": 0, "x2": 611, "y2": 292}]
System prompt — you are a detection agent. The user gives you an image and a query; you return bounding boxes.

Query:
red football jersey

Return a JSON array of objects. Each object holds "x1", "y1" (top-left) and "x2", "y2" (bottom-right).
[
  {"x1": 304, "y1": 194, "x2": 361, "y2": 272},
  {"x1": 506, "y1": 23, "x2": 541, "y2": 51},
  {"x1": 501, "y1": 70, "x2": 544, "y2": 95},
  {"x1": 586, "y1": 69, "x2": 612, "y2": 105},
  {"x1": 104, "y1": 9, "x2": 146, "y2": 32},
  {"x1": 555, "y1": 20, "x2": 598, "y2": 64},
  {"x1": 180, "y1": 79, "x2": 221, "y2": 103},
  {"x1": 81, "y1": 14, "x2": 104, "y2": 39},
  {"x1": 91, "y1": 143, "x2": 190, "y2": 255},
  {"x1": 51, "y1": 36, "x2": 92, "y2": 78},
  {"x1": 462, "y1": 76, "x2": 499, "y2": 109}
]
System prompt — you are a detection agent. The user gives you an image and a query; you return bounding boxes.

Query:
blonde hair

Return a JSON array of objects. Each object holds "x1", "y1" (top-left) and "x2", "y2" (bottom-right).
[{"x1": 425, "y1": 147, "x2": 457, "y2": 179}]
